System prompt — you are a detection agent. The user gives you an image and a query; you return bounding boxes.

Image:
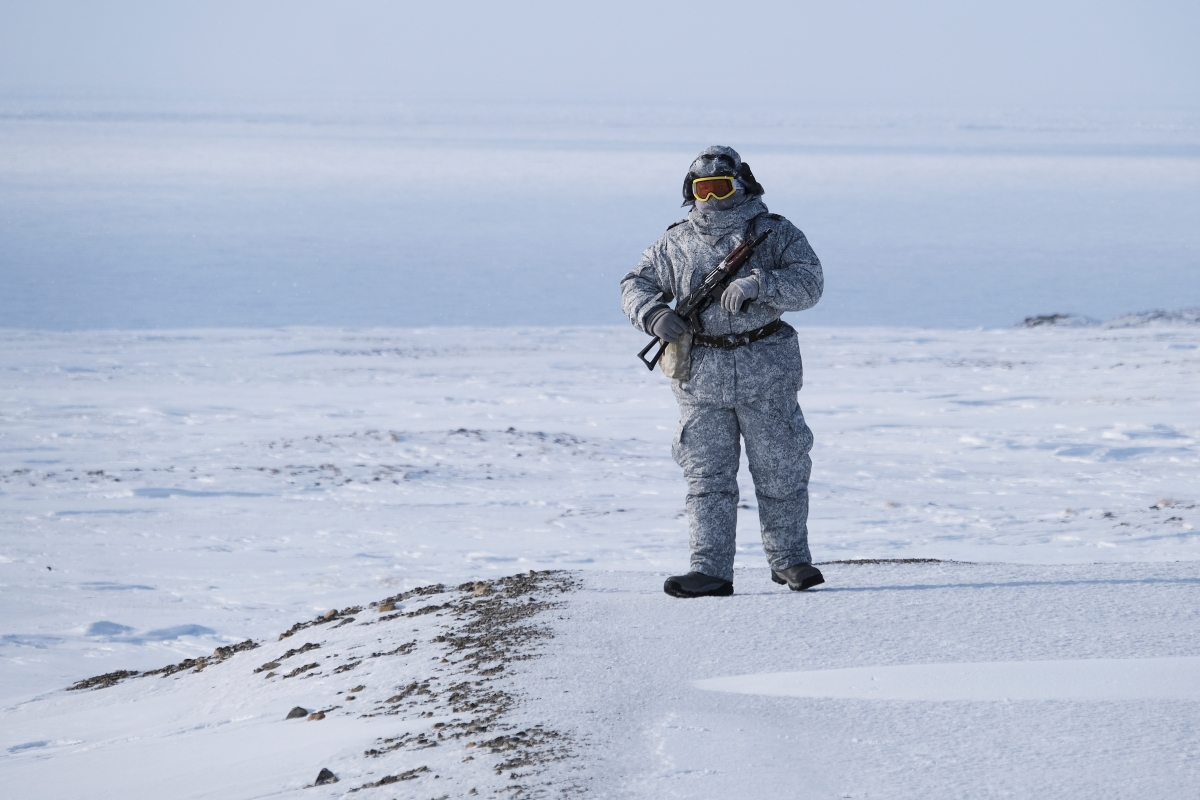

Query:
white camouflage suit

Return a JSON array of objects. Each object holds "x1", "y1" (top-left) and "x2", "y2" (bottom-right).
[{"x1": 620, "y1": 146, "x2": 823, "y2": 582}]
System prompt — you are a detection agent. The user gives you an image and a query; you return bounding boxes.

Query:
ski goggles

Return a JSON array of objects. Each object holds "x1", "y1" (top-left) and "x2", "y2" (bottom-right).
[{"x1": 692, "y1": 175, "x2": 738, "y2": 202}]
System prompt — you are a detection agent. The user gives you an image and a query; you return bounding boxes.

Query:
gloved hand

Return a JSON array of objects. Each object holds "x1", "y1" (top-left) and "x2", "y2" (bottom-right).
[
  {"x1": 646, "y1": 306, "x2": 688, "y2": 343},
  {"x1": 721, "y1": 276, "x2": 759, "y2": 312}
]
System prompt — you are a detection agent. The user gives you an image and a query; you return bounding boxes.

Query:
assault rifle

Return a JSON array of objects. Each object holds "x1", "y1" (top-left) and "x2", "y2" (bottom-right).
[{"x1": 637, "y1": 229, "x2": 771, "y2": 371}]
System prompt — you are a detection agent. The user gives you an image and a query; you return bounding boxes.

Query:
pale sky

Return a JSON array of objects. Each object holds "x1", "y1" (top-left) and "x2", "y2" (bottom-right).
[{"x1": 1, "y1": 0, "x2": 1196, "y2": 110}]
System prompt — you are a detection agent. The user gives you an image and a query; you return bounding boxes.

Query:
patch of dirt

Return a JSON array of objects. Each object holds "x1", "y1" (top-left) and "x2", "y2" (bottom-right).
[
  {"x1": 67, "y1": 639, "x2": 259, "y2": 690},
  {"x1": 356, "y1": 570, "x2": 580, "y2": 797},
  {"x1": 349, "y1": 765, "x2": 431, "y2": 790},
  {"x1": 255, "y1": 641, "x2": 319, "y2": 673},
  {"x1": 277, "y1": 605, "x2": 363, "y2": 640},
  {"x1": 65, "y1": 669, "x2": 139, "y2": 691}
]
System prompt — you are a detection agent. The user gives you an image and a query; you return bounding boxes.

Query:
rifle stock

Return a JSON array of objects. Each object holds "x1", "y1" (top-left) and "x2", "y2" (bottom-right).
[{"x1": 638, "y1": 336, "x2": 667, "y2": 371}]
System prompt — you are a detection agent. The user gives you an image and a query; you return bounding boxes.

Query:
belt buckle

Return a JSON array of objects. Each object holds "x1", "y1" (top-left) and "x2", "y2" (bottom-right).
[{"x1": 734, "y1": 332, "x2": 751, "y2": 347}]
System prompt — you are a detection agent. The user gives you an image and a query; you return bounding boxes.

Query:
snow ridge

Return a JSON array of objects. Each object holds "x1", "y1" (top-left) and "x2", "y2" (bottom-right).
[{"x1": 28, "y1": 571, "x2": 580, "y2": 799}]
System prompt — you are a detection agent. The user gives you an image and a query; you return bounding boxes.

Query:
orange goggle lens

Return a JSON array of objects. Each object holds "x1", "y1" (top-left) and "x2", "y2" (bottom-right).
[{"x1": 692, "y1": 176, "x2": 737, "y2": 201}]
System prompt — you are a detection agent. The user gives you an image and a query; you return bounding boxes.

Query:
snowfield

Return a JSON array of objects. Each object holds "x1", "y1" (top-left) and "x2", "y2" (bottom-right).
[{"x1": 2, "y1": 321, "x2": 1199, "y2": 797}]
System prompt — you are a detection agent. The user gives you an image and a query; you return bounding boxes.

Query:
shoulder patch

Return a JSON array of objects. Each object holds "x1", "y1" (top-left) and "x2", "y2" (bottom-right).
[
  {"x1": 666, "y1": 219, "x2": 687, "y2": 231},
  {"x1": 767, "y1": 213, "x2": 785, "y2": 221}
]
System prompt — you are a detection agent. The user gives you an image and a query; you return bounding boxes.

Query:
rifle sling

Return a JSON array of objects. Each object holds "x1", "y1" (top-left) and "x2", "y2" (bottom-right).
[{"x1": 693, "y1": 319, "x2": 791, "y2": 350}]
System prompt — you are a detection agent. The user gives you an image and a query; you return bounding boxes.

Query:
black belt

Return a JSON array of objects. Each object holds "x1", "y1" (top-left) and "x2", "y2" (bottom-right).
[{"x1": 692, "y1": 319, "x2": 791, "y2": 350}]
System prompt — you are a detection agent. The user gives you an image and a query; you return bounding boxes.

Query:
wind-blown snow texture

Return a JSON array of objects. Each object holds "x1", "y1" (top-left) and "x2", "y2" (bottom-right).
[{"x1": 2, "y1": 323, "x2": 1199, "y2": 797}]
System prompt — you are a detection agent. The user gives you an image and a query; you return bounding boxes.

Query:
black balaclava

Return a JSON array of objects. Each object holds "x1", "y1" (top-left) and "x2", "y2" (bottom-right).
[{"x1": 684, "y1": 146, "x2": 768, "y2": 241}]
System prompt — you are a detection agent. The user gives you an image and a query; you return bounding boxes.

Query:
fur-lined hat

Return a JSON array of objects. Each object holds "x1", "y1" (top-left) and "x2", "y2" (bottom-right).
[{"x1": 681, "y1": 145, "x2": 764, "y2": 207}]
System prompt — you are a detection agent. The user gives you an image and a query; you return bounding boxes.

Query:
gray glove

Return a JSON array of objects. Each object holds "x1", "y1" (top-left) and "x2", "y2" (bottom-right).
[
  {"x1": 721, "y1": 276, "x2": 759, "y2": 313},
  {"x1": 646, "y1": 306, "x2": 688, "y2": 343}
]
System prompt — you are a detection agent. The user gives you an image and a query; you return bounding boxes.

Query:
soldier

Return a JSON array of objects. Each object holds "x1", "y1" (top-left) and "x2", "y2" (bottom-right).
[{"x1": 621, "y1": 146, "x2": 825, "y2": 597}]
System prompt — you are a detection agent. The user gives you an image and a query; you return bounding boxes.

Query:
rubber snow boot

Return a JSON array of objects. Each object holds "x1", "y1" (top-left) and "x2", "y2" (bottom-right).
[
  {"x1": 771, "y1": 563, "x2": 825, "y2": 591},
  {"x1": 663, "y1": 571, "x2": 734, "y2": 598}
]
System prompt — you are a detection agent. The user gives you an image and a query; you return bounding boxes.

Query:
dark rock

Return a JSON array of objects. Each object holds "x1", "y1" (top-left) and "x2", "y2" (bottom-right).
[
  {"x1": 277, "y1": 642, "x2": 320, "y2": 662},
  {"x1": 70, "y1": 638, "x2": 259, "y2": 692},
  {"x1": 286, "y1": 706, "x2": 309, "y2": 720},
  {"x1": 314, "y1": 767, "x2": 338, "y2": 785},
  {"x1": 1023, "y1": 313, "x2": 1072, "y2": 327},
  {"x1": 212, "y1": 639, "x2": 259, "y2": 660},
  {"x1": 355, "y1": 766, "x2": 429, "y2": 788},
  {"x1": 1019, "y1": 313, "x2": 1095, "y2": 328},
  {"x1": 1105, "y1": 307, "x2": 1200, "y2": 328},
  {"x1": 282, "y1": 662, "x2": 320, "y2": 679},
  {"x1": 67, "y1": 669, "x2": 139, "y2": 691}
]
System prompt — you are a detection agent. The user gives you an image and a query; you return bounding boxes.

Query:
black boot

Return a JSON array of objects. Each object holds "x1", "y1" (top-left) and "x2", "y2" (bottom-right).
[
  {"x1": 664, "y1": 571, "x2": 734, "y2": 598},
  {"x1": 771, "y1": 563, "x2": 825, "y2": 591}
]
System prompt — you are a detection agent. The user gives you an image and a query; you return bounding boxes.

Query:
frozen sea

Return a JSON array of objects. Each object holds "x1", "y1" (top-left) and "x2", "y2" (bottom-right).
[{"x1": 2, "y1": 100, "x2": 1199, "y2": 330}]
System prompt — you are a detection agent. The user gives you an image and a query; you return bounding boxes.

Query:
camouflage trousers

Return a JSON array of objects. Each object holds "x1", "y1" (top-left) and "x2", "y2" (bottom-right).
[{"x1": 671, "y1": 387, "x2": 813, "y2": 582}]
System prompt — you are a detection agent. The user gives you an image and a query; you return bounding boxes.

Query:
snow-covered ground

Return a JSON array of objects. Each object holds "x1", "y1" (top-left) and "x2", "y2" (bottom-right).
[
  {"x1": 2, "y1": 321, "x2": 1199, "y2": 797},
  {"x1": 541, "y1": 563, "x2": 1200, "y2": 798}
]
